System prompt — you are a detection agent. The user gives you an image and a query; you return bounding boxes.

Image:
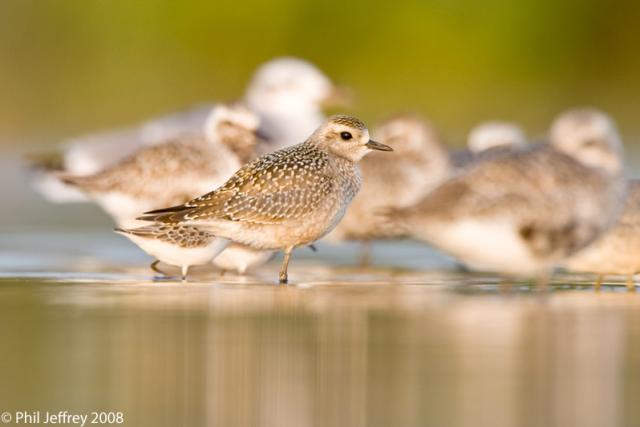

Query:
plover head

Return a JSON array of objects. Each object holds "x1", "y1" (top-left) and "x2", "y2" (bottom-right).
[
  {"x1": 550, "y1": 108, "x2": 623, "y2": 174},
  {"x1": 204, "y1": 104, "x2": 261, "y2": 161},
  {"x1": 467, "y1": 121, "x2": 527, "y2": 153},
  {"x1": 245, "y1": 57, "x2": 346, "y2": 114},
  {"x1": 311, "y1": 115, "x2": 392, "y2": 162},
  {"x1": 372, "y1": 114, "x2": 443, "y2": 155}
]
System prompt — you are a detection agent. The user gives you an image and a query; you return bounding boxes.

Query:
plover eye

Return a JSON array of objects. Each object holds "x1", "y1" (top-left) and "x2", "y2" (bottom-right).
[{"x1": 340, "y1": 132, "x2": 353, "y2": 141}]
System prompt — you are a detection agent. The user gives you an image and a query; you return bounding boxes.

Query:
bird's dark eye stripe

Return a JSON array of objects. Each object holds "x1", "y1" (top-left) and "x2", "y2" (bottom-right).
[{"x1": 340, "y1": 132, "x2": 353, "y2": 140}]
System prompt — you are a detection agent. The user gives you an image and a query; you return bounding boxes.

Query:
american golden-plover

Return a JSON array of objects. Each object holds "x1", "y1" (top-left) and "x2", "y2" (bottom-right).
[
  {"x1": 139, "y1": 115, "x2": 392, "y2": 283},
  {"x1": 389, "y1": 108, "x2": 625, "y2": 280},
  {"x1": 326, "y1": 114, "x2": 449, "y2": 262}
]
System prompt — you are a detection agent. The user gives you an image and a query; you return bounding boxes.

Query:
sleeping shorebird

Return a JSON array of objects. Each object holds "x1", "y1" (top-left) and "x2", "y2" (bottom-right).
[
  {"x1": 245, "y1": 57, "x2": 349, "y2": 151},
  {"x1": 467, "y1": 121, "x2": 527, "y2": 153},
  {"x1": 326, "y1": 114, "x2": 449, "y2": 262},
  {"x1": 29, "y1": 57, "x2": 346, "y2": 203},
  {"x1": 450, "y1": 121, "x2": 527, "y2": 169},
  {"x1": 389, "y1": 108, "x2": 626, "y2": 283},
  {"x1": 138, "y1": 115, "x2": 393, "y2": 284},
  {"x1": 60, "y1": 104, "x2": 260, "y2": 228}
]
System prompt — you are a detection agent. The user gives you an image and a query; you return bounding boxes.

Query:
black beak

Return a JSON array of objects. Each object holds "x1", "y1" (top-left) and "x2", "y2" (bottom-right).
[{"x1": 365, "y1": 139, "x2": 393, "y2": 152}]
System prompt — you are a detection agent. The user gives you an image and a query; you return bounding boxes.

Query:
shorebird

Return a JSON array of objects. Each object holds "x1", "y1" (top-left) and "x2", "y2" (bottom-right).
[
  {"x1": 389, "y1": 108, "x2": 625, "y2": 280},
  {"x1": 245, "y1": 57, "x2": 348, "y2": 151},
  {"x1": 450, "y1": 121, "x2": 527, "y2": 169},
  {"x1": 138, "y1": 115, "x2": 393, "y2": 283},
  {"x1": 326, "y1": 114, "x2": 449, "y2": 261},
  {"x1": 60, "y1": 104, "x2": 261, "y2": 227},
  {"x1": 115, "y1": 223, "x2": 229, "y2": 280},
  {"x1": 467, "y1": 121, "x2": 527, "y2": 153},
  {"x1": 563, "y1": 179, "x2": 640, "y2": 290},
  {"x1": 29, "y1": 57, "x2": 345, "y2": 202}
]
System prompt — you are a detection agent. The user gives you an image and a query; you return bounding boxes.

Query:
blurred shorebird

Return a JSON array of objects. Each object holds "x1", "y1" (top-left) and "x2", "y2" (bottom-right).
[
  {"x1": 563, "y1": 179, "x2": 640, "y2": 290},
  {"x1": 245, "y1": 57, "x2": 349, "y2": 151},
  {"x1": 450, "y1": 121, "x2": 527, "y2": 169},
  {"x1": 29, "y1": 57, "x2": 347, "y2": 202},
  {"x1": 467, "y1": 121, "x2": 527, "y2": 153},
  {"x1": 389, "y1": 108, "x2": 625, "y2": 281},
  {"x1": 326, "y1": 114, "x2": 449, "y2": 262},
  {"x1": 138, "y1": 115, "x2": 393, "y2": 284},
  {"x1": 115, "y1": 223, "x2": 229, "y2": 280},
  {"x1": 61, "y1": 104, "x2": 261, "y2": 228}
]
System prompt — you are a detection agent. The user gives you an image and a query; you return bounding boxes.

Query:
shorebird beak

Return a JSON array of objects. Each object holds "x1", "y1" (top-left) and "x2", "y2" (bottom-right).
[
  {"x1": 321, "y1": 85, "x2": 353, "y2": 108},
  {"x1": 365, "y1": 140, "x2": 393, "y2": 152}
]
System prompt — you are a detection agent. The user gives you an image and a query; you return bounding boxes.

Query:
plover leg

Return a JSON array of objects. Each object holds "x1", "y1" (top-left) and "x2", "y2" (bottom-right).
[
  {"x1": 595, "y1": 275, "x2": 603, "y2": 291},
  {"x1": 181, "y1": 265, "x2": 189, "y2": 282},
  {"x1": 279, "y1": 246, "x2": 294, "y2": 284},
  {"x1": 308, "y1": 244, "x2": 317, "y2": 252},
  {"x1": 626, "y1": 275, "x2": 635, "y2": 292}
]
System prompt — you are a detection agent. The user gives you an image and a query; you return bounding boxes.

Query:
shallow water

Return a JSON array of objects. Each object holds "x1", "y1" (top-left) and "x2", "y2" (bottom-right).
[{"x1": 1, "y1": 231, "x2": 639, "y2": 427}]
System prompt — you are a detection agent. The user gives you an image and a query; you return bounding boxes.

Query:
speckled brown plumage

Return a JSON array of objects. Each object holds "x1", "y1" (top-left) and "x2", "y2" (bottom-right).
[{"x1": 61, "y1": 136, "x2": 230, "y2": 200}]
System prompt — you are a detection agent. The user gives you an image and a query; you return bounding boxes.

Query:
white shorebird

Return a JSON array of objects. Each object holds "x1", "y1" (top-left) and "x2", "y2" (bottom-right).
[
  {"x1": 139, "y1": 115, "x2": 393, "y2": 283},
  {"x1": 245, "y1": 57, "x2": 347, "y2": 151},
  {"x1": 467, "y1": 121, "x2": 527, "y2": 153},
  {"x1": 390, "y1": 108, "x2": 626, "y2": 281},
  {"x1": 450, "y1": 121, "x2": 528, "y2": 169}
]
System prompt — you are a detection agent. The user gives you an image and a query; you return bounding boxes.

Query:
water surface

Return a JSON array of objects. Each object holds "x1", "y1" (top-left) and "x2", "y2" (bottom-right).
[{"x1": 0, "y1": 232, "x2": 638, "y2": 427}]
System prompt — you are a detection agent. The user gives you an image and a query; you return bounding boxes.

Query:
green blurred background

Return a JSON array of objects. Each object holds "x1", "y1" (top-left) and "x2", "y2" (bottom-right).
[
  {"x1": 1, "y1": 0, "x2": 639, "y2": 227},
  {"x1": 1, "y1": 0, "x2": 639, "y2": 146}
]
